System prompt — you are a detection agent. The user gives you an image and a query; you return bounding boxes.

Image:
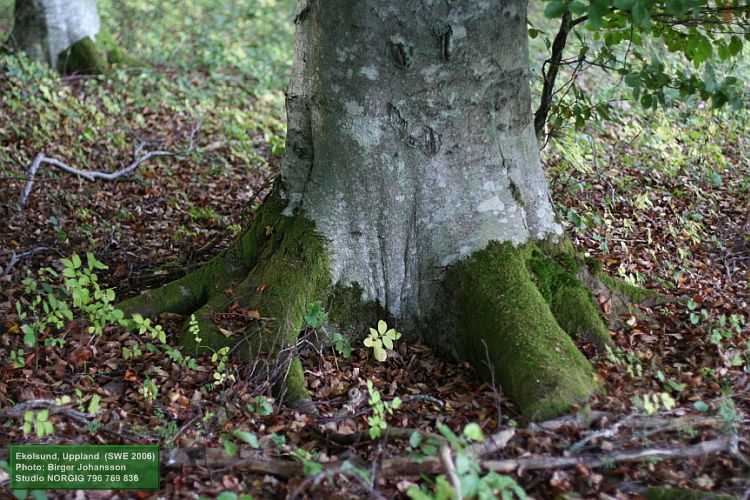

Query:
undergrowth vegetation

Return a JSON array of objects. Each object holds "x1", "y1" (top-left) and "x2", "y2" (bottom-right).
[{"x1": 0, "y1": 0, "x2": 748, "y2": 498}]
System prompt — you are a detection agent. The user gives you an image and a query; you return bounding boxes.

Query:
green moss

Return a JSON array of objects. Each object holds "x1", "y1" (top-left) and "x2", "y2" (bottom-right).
[
  {"x1": 279, "y1": 357, "x2": 316, "y2": 413},
  {"x1": 537, "y1": 235, "x2": 577, "y2": 259},
  {"x1": 600, "y1": 274, "x2": 666, "y2": 305},
  {"x1": 181, "y1": 202, "x2": 330, "y2": 352},
  {"x1": 550, "y1": 286, "x2": 612, "y2": 348},
  {"x1": 120, "y1": 190, "x2": 331, "y2": 409},
  {"x1": 447, "y1": 241, "x2": 600, "y2": 422},
  {"x1": 585, "y1": 256, "x2": 604, "y2": 274},
  {"x1": 526, "y1": 249, "x2": 577, "y2": 302},
  {"x1": 177, "y1": 191, "x2": 331, "y2": 407},
  {"x1": 328, "y1": 284, "x2": 388, "y2": 341},
  {"x1": 527, "y1": 249, "x2": 612, "y2": 349},
  {"x1": 118, "y1": 235, "x2": 252, "y2": 320},
  {"x1": 59, "y1": 37, "x2": 107, "y2": 74},
  {"x1": 119, "y1": 193, "x2": 287, "y2": 321},
  {"x1": 57, "y1": 30, "x2": 138, "y2": 74}
]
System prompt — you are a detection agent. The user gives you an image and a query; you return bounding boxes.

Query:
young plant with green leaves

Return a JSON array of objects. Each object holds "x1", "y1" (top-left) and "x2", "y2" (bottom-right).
[
  {"x1": 303, "y1": 301, "x2": 352, "y2": 358},
  {"x1": 407, "y1": 423, "x2": 526, "y2": 500},
  {"x1": 364, "y1": 320, "x2": 402, "y2": 362},
  {"x1": 15, "y1": 253, "x2": 121, "y2": 348},
  {"x1": 631, "y1": 392, "x2": 677, "y2": 414},
  {"x1": 139, "y1": 378, "x2": 159, "y2": 404},
  {"x1": 366, "y1": 380, "x2": 402, "y2": 439},
  {"x1": 223, "y1": 429, "x2": 261, "y2": 457},
  {"x1": 22, "y1": 410, "x2": 54, "y2": 438},
  {"x1": 211, "y1": 347, "x2": 234, "y2": 387},
  {"x1": 246, "y1": 396, "x2": 274, "y2": 416}
]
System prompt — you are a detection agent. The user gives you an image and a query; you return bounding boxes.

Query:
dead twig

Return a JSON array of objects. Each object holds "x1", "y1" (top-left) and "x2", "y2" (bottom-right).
[
  {"x1": 321, "y1": 426, "x2": 447, "y2": 447},
  {"x1": 440, "y1": 444, "x2": 463, "y2": 500},
  {"x1": 0, "y1": 399, "x2": 93, "y2": 421},
  {"x1": 161, "y1": 436, "x2": 738, "y2": 480},
  {"x1": 1, "y1": 246, "x2": 51, "y2": 276},
  {"x1": 484, "y1": 437, "x2": 736, "y2": 474},
  {"x1": 18, "y1": 120, "x2": 202, "y2": 207},
  {"x1": 165, "y1": 414, "x2": 201, "y2": 448}
]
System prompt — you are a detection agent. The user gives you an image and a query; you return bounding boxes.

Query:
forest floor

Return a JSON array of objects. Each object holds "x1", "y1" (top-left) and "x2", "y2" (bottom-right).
[{"x1": 0, "y1": 1, "x2": 749, "y2": 499}]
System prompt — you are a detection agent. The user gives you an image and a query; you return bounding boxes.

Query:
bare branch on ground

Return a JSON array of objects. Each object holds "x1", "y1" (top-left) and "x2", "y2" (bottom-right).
[{"x1": 18, "y1": 120, "x2": 201, "y2": 207}]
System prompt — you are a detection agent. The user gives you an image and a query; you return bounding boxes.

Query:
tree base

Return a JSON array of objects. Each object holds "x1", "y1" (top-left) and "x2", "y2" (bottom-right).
[
  {"x1": 119, "y1": 192, "x2": 662, "y2": 421},
  {"x1": 58, "y1": 30, "x2": 138, "y2": 74}
]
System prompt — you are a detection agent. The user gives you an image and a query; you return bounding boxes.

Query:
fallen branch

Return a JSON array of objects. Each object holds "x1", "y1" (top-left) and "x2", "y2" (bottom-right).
[
  {"x1": 163, "y1": 434, "x2": 736, "y2": 482},
  {"x1": 529, "y1": 410, "x2": 613, "y2": 433},
  {"x1": 0, "y1": 399, "x2": 151, "y2": 444},
  {"x1": 18, "y1": 120, "x2": 201, "y2": 207},
  {"x1": 0, "y1": 399, "x2": 93, "y2": 421},
  {"x1": 1, "y1": 246, "x2": 52, "y2": 276},
  {"x1": 321, "y1": 426, "x2": 447, "y2": 446},
  {"x1": 466, "y1": 428, "x2": 515, "y2": 457},
  {"x1": 532, "y1": 410, "x2": 746, "y2": 436},
  {"x1": 484, "y1": 437, "x2": 735, "y2": 474}
]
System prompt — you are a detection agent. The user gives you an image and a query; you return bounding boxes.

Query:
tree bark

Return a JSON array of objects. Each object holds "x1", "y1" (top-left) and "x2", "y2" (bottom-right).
[
  {"x1": 282, "y1": 0, "x2": 562, "y2": 330},
  {"x1": 120, "y1": 0, "x2": 618, "y2": 421},
  {"x1": 13, "y1": 0, "x2": 128, "y2": 73}
]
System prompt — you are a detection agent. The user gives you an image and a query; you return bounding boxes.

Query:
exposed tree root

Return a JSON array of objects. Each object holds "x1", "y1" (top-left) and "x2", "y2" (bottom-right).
[
  {"x1": 119, "y1": 189, "x2": 665, "y2": 420},
  {"x1": 119, "y1": 192, "x2": 332, "y2": 410},
  {"x1": 120, "y1": 219, "x2": 639, "y2": 419},
  {"x1": 531, "y1": 239, "x2": 613, "y2": 349},
  {"x1": 446, "y1": 241, "x2": 603, "y2": 422}
]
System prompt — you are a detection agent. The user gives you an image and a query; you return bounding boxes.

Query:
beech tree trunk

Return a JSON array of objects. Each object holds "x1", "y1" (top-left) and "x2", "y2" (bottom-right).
[
  {"x1": 282, "y1": 0, "x2": 561, "y2": 328},
  {"x1": 121, "y1": 0, "x2": 621, "y2": 421},
  {"x1": 13, "y1": 0, "x2": 123, "y2": 73}
]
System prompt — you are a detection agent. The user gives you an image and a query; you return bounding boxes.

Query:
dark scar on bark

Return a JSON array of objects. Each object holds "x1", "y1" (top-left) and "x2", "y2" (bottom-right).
[{"x1": 388, "y1": 40, "x2": 413, "y2": 68}]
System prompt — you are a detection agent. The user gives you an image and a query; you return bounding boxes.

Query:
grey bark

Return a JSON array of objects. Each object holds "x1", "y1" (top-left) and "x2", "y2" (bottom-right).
[
  {"x1": 281, "y1": 0, "x2": 561, "y2": 333},
  {"x1": 12, "y1": 0, "x2": 100, "y2": 69}
]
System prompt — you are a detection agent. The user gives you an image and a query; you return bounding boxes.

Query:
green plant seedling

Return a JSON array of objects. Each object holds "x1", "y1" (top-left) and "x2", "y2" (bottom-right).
[{"x1": 364, "y1": 320, "x2": 402, "y2": 362}]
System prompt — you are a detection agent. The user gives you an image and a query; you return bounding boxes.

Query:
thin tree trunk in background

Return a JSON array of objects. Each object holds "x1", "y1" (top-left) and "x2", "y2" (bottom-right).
[{"x1": 13, "y1": 0, "x2": 100, "y2": 70}]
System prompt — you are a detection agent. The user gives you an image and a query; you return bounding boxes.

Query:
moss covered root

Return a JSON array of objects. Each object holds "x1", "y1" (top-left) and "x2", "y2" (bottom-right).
[
  {"x1": 447, "y1": 241, "x2": 601, "y2": 422},
  {"x1": 119, "y1": 192, "x2": 331, "y2": 411},
  {"x1": 527, "y1": 247, "x2": 613, "y2": 350}
]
